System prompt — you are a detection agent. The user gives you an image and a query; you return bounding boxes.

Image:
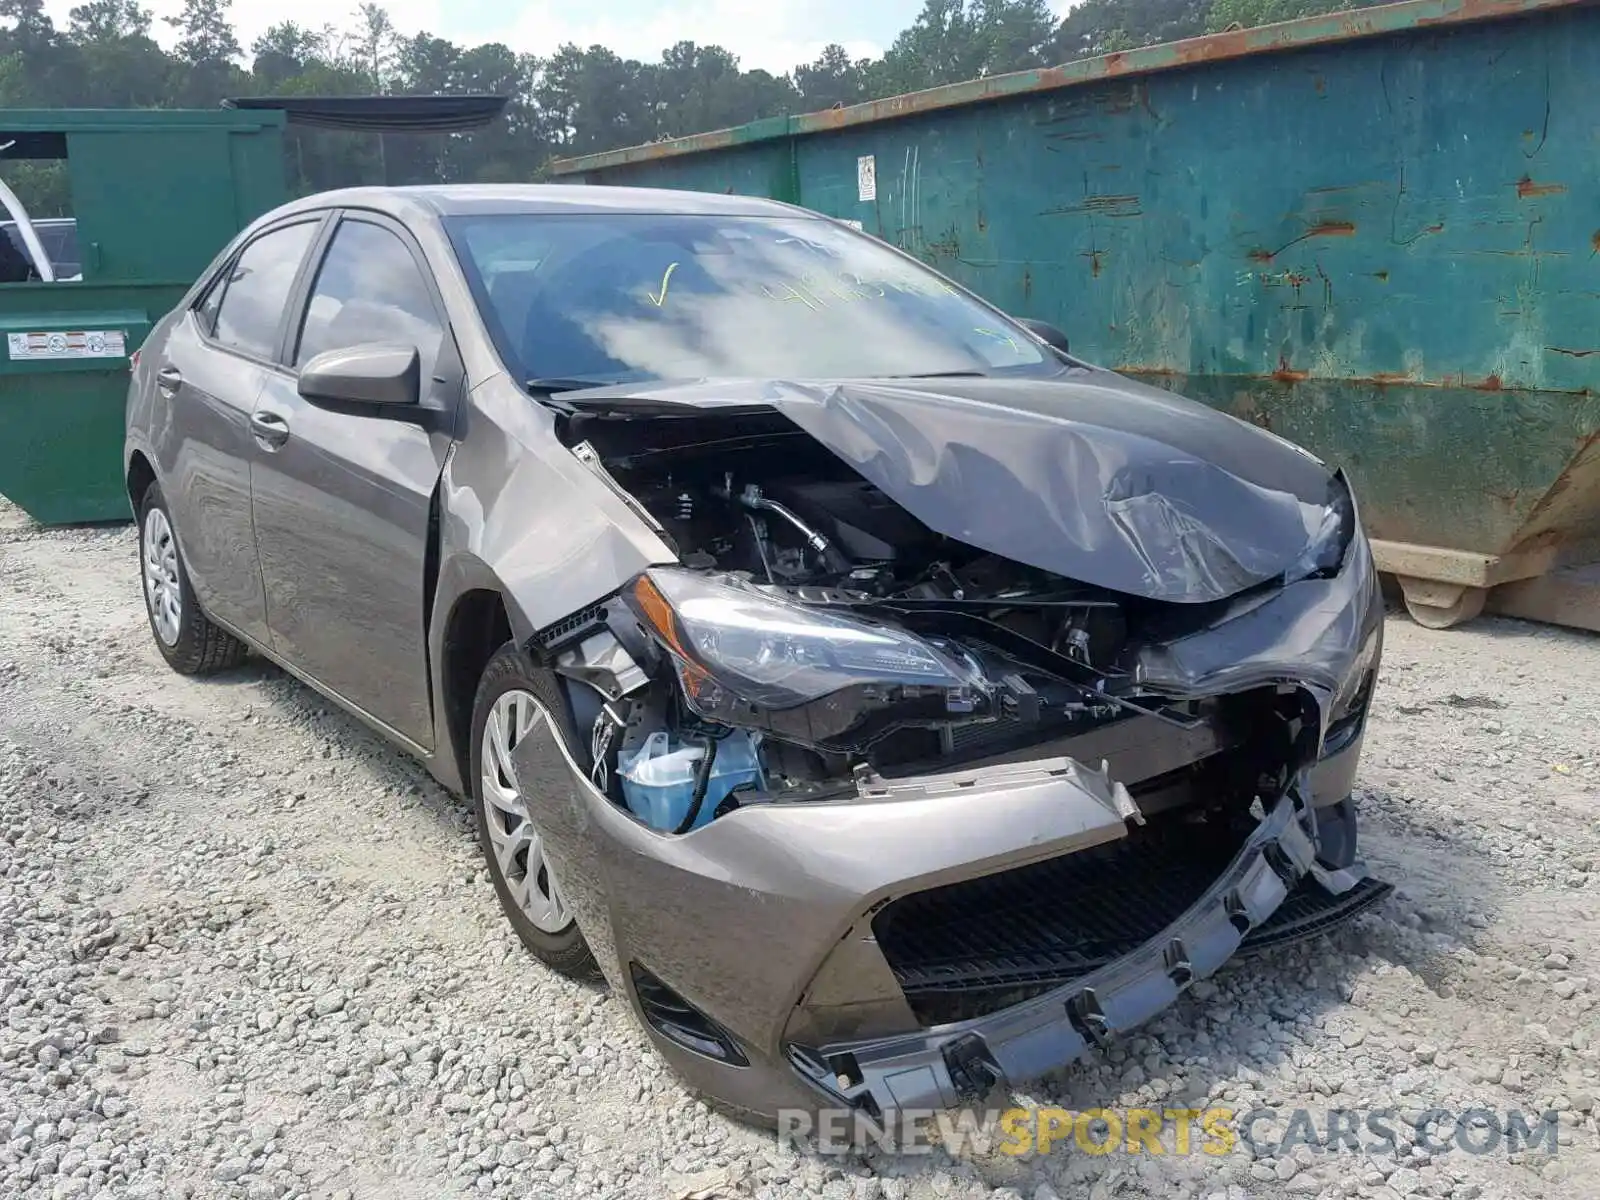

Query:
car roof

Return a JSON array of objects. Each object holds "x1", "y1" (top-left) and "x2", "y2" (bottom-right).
[{"x1": 268, "y1": 184, "x2": 813, "y2": 224}]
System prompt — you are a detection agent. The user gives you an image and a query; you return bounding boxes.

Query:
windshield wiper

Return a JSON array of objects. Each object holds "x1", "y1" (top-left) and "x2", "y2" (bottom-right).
[
  {"x1": 881, "y1": 371, "x2": 988, "y2": 379},
  {"x1": 525, "y1": 376, "x2": 627, "y2": 394}
]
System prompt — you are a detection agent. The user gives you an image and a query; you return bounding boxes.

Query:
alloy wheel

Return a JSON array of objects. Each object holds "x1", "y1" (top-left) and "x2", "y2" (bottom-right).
[
  {"x1": 142, "y1": 506, "x2": 182, "y2": 646},
  {"x1": 480, "y1": 689, "x2": 571, "y2": 934}
]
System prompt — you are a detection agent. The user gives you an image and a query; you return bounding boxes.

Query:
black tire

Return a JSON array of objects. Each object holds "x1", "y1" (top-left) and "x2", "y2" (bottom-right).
[
  {"x1": 137, "y1": 481, "x2": 249, "y2": 676},
  {"x1": 470, "y1": 643, "x2": 600, "y2": 981}
]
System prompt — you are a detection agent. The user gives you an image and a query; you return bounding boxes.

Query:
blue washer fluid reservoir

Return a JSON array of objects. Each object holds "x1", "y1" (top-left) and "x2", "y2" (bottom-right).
[{"x1": 616, "y1": 730, "x2": 765, "y2": 833}]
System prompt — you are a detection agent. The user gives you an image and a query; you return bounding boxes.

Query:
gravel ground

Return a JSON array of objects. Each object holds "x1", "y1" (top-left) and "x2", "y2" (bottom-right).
[{"x1": 2, "y1": 496, "x2": 1599, "y2": 1200}]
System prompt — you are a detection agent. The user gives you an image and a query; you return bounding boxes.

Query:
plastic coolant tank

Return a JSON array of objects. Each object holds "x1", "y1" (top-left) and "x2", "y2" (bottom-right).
[{"x1": 616, "y1": 731, "x2": 764, "y2": 832}]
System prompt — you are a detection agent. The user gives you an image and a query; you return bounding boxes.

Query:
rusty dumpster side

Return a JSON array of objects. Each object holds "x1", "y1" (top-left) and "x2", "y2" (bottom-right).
[{"x1": 549, "y1": 0, "x2": 1600, "y2": 631}]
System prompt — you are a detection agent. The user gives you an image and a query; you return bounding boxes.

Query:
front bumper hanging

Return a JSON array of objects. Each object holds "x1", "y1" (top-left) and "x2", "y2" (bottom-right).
[{"x1": 793, "y1": 785, "x2": 1387, "y2": 1118}]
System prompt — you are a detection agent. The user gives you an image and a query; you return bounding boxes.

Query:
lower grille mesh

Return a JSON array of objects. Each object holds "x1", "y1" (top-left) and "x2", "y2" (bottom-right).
[
  {"x1": 873, "y1": 816, "x2": 1392, "y2": 1027},
  {"x1": 873, "y1": 815, "x2": 1250, "y2": 1025}
]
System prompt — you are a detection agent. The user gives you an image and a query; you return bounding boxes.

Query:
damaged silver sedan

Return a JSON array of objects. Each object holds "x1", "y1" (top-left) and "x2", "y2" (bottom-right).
[{"x1": 124, "y1": 184, "x2": 1388, "y2": 1126}]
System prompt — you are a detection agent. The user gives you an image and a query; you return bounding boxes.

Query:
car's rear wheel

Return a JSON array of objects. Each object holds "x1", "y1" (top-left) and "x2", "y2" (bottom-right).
[
  {"x1": 138, "y1": 482, "x2": 248, "y2": 675},
  {"x1": 470, "y1": 644, "x2": 600, "y2": 979}
]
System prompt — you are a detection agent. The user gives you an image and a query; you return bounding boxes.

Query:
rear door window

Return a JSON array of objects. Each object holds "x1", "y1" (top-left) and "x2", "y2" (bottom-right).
[{"x1": 211, "y1": 222, "x2": 318, "y2": 361}]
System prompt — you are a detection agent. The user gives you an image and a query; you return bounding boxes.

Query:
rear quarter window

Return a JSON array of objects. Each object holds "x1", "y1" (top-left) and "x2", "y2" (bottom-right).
[{"x1": 209, "y1": 222, "x2": 319, "y2": 360}]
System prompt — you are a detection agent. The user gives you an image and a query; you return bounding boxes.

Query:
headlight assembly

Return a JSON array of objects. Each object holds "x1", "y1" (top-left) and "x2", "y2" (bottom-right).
[
  {"x1": 1331, "y1": 625, "x2": 1381, "y2": 721},
  {"x1": 1285, "y1": 470, "x2": 1357, "y2": 584},
  {"x1": 623, "y1": 568, "x2": 994, "y2": 750}
]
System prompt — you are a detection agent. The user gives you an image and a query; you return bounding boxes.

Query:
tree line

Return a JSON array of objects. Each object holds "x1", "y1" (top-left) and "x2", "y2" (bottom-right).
[{"x1": 1, "y1": 0, "x2": 1387, "y2": 211}]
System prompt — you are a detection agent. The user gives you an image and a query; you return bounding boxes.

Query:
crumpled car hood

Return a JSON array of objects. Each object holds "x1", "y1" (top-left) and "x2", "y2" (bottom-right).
[{"x1": 562, "y1": 367, "x2": 1338, "y2": 603}]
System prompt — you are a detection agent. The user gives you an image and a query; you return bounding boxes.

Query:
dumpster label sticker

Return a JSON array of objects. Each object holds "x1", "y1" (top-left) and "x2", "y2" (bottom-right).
[
  {"x1": 6, "y1": 330, "x2": 126, "y2": 361},
  {"x1": 857, "y1": 155, "x2": 877, "y2": 202}
]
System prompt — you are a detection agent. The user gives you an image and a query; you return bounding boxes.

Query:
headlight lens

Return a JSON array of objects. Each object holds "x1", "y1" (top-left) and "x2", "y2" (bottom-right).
[
  {"x1": 623, "y1": 568, "x2": 992, "y2": 749},
  {"x1": 1286, "y1": 472, "x2": 1357, "y2": 584},
  {"x1": 1331, "y1": 625, "x2": 1381, "y2": 721}
]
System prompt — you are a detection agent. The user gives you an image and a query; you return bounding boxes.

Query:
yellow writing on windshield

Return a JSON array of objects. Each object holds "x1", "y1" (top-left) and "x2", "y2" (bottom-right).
[
  {"x1": 647, "y1": 262, "x2": 679, "y2": 308},
  {"x1": 756, "y1": 272, "x2": 958, "y2": 311},
  {"x1": 760, "y1": 281, "x2": 825, "y2": 311},
  {"x1": 972, "y1": 326, "x2": 1021, "y2": 354}
]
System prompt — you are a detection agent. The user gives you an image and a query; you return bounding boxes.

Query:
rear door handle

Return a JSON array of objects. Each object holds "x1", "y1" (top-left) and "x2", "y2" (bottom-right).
[
  {"x1": 156, "y1": 365, "x2": 182, "y2": 393},
  {"x1": 250, "y1": 410, "x2": 291, "y2": 450}
]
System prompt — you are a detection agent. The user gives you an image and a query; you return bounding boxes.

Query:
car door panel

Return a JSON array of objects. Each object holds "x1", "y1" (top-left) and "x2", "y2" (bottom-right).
[
  {"x1": 153, "y1": 218, "x2": 324, "y2": 643},
  {"x1": 155, "y1": 315, "x2": 271, "y2": 642},
  {"x1": 251, "y1": 215, "x2": 458, "y2": 749},
  {"x1": 251, "y1": 384, "x2": 452, "y2": 745}
]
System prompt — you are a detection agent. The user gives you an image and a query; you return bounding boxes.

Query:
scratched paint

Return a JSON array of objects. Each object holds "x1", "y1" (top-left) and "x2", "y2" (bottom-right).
[{"x1": 555, "y1": 0, "x2": 1600, "y2": 563}]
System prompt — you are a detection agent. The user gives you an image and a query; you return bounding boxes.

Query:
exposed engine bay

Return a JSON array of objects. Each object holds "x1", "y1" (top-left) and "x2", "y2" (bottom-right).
[
  {"x1": 536, "y1": 410, "x2": 1348, "y2": 839},
  {"x1": 497, "y1": 369, "x2": 1385, "y2": 1116}
]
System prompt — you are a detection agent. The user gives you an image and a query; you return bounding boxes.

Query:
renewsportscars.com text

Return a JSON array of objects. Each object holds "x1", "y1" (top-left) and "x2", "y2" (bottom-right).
[{"x1": 778, "y1": 1105, "x2": 1563, "y2": 1159}]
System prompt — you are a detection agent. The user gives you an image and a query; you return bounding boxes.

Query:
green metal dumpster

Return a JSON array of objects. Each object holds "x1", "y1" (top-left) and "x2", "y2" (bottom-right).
[
  {"x1": 549, "y1": 0, "x2": 1600, "y2": 631},
  {"x1": 0, "y1": 108, "x2": 288, "y2": 525},
  {"x1": 0, "y1": 95, "x2": 508, "y2": 528}
]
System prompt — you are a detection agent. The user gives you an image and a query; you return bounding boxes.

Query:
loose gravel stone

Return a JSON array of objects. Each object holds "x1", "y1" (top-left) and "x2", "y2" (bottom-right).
[{"x1": 3, "y1": 497, "x2": 1600, "y2": 1199}]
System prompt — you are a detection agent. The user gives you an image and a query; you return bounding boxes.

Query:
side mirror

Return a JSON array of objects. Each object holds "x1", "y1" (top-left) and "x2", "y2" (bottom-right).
[
  {"x1": 298, "y1": 343, "x2": 420, "y2": 408},
  {"x1": 1015, "y1": 318, "x2": 1070, "y2": 356}
]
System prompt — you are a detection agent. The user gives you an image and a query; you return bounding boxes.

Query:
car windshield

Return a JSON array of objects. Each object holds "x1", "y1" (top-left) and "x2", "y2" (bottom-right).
[{"x1": 445, "y1": 211, "x2": 1055, "y2": 386}]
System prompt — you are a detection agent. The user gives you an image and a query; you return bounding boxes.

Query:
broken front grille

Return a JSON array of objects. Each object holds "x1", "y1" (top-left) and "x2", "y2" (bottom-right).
[
  {"x1": 873, "y1": 812, "x2": 1251, "y2": 1026},
  {"x1": 872, "y1": 811, "x2": 1391, "y2": 1027}
]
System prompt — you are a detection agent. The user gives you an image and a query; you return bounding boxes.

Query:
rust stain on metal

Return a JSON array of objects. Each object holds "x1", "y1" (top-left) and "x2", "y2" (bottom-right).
[
  {"x1": 1516, "y1": 175, "x2": 1567, "y2": 198},
  {"x1": 1083, "y1": 248, "x2": 1105, "y2": 277},
  {"x1": 1142, "y1": 371, "x2": 1591, "y2": 396},
  {"x1": 1591, "y1": 230, "x2": 1600, "y2": 254},
  {"x1": 976, "y1": 208, "x2": 988, "y2": 233},
  {"x1": 1373, "y1": 270, "x2": 1390, "y2": 282},
  {"x1": 1022, "y1": 267, "x2": 1033, "y2": 300},
  {"x1": 1248, "y1": 220, "x2": 1357, "y2": 263}
]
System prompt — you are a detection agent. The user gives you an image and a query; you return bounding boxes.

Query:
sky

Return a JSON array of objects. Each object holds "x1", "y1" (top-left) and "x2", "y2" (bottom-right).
[{"x1": 43, "y1": 0, "x2": 1076, "y2": 74}]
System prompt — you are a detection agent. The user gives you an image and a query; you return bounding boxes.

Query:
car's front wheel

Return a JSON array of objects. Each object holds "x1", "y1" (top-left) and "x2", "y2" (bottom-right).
[
  {"x1": 138, "y1": 482, "x2": 248, "y2": 675},
  {"x1": 470, "y1": 644, "x2": 600, "y2": 980}
]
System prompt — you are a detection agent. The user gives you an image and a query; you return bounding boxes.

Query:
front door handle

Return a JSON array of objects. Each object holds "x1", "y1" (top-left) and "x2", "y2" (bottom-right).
[
  {"x1": 250, "y1": 410, "x2": 291, "y2": 450},
  {"x1": 156, "y1": 365, "x2": 182, "y2": 394}
]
